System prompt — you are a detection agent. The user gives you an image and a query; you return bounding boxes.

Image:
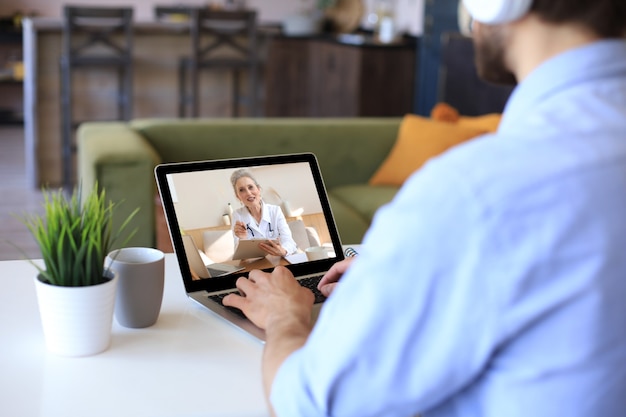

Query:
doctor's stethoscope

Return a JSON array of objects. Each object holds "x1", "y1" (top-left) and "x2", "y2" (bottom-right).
[{"x1": 246, "y1": 223, "x2": 274, "y2": 237}]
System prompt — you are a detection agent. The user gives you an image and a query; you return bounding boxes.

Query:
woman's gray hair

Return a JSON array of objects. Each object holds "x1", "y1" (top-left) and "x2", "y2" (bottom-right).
[{"x1": 230, "y1": 168, "x2": 260, "y2": 191}]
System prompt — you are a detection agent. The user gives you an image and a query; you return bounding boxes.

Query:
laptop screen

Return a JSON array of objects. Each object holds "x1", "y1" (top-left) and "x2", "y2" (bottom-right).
[{"x1": 155, "y1": 153, "x2": 345, "y2": 294}]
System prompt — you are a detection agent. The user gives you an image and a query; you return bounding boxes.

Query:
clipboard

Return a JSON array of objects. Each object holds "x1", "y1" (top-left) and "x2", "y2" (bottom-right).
[{"x1": 232, "y1": 238, "x2": 273, "y2": 260}]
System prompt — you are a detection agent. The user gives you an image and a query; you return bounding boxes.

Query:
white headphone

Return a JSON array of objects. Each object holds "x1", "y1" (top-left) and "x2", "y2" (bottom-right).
[{"x1": 462, "y1": 0, "x2": 533, "y2": 24}]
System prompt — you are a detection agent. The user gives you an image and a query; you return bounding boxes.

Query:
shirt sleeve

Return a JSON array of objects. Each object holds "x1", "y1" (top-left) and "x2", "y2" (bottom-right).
[{"x1": 270, "y1": 159, "x2": 502, "y2": 417}]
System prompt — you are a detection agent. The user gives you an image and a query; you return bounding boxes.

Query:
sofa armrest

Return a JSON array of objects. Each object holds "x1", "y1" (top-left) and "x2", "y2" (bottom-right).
[{"x1": 78, "y1": 122, "x2": 162, "y2": 248}]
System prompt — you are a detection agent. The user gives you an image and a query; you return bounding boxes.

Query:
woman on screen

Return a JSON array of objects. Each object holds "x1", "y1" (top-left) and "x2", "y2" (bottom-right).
[{"x1": 230, "y1": 169, "x2": 297, "y2": 257}]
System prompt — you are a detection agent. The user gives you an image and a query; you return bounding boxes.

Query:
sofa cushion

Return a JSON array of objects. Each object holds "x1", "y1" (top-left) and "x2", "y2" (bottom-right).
[
  {"x1": 330, "y1": 184, "x2": 398, "y2": 223},
  {"x1": 327, "y1": 195, "x2": 369, "y2": 245},
  {"x1": 368, "y1": 114, "x2": 486, "y2": 186}
]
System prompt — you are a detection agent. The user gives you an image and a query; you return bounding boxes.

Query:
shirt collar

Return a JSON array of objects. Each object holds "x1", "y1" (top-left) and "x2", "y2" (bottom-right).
[{"x1": 260, "y1": 200, "x2": 272, "y2": 224}]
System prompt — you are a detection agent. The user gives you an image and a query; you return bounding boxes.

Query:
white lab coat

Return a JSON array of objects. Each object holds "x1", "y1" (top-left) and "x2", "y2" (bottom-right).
[{"x1": 231, "y1": 202, "x2": 297, "y2": 255}]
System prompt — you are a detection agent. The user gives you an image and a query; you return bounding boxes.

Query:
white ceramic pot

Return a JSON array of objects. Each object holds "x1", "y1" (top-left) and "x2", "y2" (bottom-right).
[{"x1": 34, "y1": 271, "x2": 118, "y2": 357}]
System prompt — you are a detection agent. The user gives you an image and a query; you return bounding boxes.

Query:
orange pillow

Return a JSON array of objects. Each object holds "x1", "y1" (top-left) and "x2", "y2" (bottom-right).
[
  {"x1": 369, "y1": 114, "x2": 487, "y2": 186},
  {"x1": 430, "y1": 102, "x2": 460, "y2": 122},
  {"x1": 431, "y1": 102, "x2": 502, "y2": 133},
  {"x1": 458, "y1": 113, "x2": 502, "y2": 133}
]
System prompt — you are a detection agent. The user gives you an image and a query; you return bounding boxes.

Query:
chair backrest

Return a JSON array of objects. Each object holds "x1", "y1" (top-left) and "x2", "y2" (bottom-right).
[
  {"x1": 62, "y1": 6, "x2": 133, "y2": 64},
  {"x1": 288, "y1": 220, "x2": 321, "y2": 251},
  {"x1": 202, "y1": 230, "x2": 235, "y2": 263},
  {"x1": 438, "y1": 32, "x2": 514, "y2": 116},
  {"x1": 190, "y1": 9, "x2": 258, "y2": 68}
]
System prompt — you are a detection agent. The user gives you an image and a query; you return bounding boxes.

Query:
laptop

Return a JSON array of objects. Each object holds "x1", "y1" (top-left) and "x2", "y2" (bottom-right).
[
  {"x1": 155, "y1": 153, "x2": 345, "y2": 341},
  {"x1": 181, "y1": 234, "x2": 245, "y2": 278}
]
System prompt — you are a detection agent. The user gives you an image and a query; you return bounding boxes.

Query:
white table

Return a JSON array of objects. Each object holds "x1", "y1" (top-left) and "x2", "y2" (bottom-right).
[{"x1": 0, "y1": 254, "x2": 268, "y2": 417}]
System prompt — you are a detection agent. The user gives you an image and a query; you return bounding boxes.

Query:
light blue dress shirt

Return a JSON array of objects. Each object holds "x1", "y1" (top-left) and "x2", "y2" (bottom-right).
[{"x1": 271, "y1": 40, "x2": 626, "y2": 417}]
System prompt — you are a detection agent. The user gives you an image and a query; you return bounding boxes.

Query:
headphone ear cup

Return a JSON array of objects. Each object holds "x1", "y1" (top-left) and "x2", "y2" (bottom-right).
[
  {"x1": 458, "y1": 2, "x2": 472, "y2": 36},
  {"x1": 462, "y1": 0, "x2": 533, "y2": 24}
]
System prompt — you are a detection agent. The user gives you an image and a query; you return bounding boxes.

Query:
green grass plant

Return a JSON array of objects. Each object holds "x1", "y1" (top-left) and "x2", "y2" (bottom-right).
[{"x1": 21, "y1": 186, "x2": 138, "y2": 287}]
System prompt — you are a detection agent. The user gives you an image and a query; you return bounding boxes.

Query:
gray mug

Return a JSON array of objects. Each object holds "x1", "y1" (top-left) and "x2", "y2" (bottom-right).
[{"x1": 105, "y1": 247, "x2": 165, "y2": 328}]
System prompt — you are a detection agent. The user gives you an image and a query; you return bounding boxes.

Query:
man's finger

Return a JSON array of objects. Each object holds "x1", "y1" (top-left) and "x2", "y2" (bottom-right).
[
  {"x1": 248, "y1": 269, "x2": 266, "y2": 282},
  {"x1": 319, "y1": 282, "x2": 337, "y2": 297},
  {"x1": 223, "y1": 292, "x2": 245, "y2": 309},
  {"x1": 223, "y1": 276, "x2": 258, "y2": 309},
  {"x1": 235, "y1": 276, "x2": 255, "y2": 293}
]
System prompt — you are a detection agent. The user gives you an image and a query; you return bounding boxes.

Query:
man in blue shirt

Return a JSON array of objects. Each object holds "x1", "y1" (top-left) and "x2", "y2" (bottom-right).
[{"x1": 225, "y1": 0, "x2": 626, "y2": 416}]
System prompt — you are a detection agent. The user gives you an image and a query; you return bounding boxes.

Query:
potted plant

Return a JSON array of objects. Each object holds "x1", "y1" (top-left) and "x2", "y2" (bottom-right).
[{"x1": 20, "y1": 185, "x2": 138, "y2": 357}]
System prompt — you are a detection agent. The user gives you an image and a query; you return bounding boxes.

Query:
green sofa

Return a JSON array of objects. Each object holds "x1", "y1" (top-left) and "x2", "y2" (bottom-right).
[{"x1": 78, "y1": 118, "x2": 403, "y2": 249}]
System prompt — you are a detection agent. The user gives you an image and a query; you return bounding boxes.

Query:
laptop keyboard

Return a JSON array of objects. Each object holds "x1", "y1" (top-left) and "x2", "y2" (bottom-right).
[
  {"x1": 207, "y1": 274, "x2": 327, "y2": 319},
  {"x1": 209, "y1": 292, "x2": 247, "y2": 318},
  {"x1": 298, "y1": 275, "x2": 328, "y2": 304}
]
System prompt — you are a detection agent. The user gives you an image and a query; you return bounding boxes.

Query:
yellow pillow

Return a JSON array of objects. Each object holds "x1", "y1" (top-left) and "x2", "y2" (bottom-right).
[
  {"x1": 369, "y1": 114, "x2": 487, "y2": 186},
  {"x1": 458, "y1": 114, "x2": 502, "y2": 133},
  {"x1": 431, "y1": 102, "x2": 502, "y2": 133}
]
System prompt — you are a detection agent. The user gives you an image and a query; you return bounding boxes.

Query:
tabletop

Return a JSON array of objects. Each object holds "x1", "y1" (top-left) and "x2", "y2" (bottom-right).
[{"x1": 0, "y1": 254, "x2": 268, "y2": 417}]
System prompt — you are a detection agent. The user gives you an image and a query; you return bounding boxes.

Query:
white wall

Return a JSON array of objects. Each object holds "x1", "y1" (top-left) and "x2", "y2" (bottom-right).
[
  {"x1": 6, "y1": 0, "x2": 424, "y2": 34},
  {"x1": 171, "y1": 162, "x2": 323, "y2": 230}
]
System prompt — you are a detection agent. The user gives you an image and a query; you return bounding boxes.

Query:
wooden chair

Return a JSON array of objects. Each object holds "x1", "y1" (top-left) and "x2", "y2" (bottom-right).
[
  {"x1": 60, "y1": 6, "x2": 133, "y2": 190},
  {"x1": 180, "y1": 9, "x2": 259, "y2": 117}
]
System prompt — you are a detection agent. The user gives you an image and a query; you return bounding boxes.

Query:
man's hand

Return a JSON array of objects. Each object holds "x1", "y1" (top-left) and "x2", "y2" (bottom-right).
[
  {"x1": 317, "y1": 257, "x2": 355, "y2": 297},
  {"x1": 224, "y1": 266, "x2": 315, "y2": 413},
  {"x1": 223, "y1": 266, "x2": 314, "y2": 330}
]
